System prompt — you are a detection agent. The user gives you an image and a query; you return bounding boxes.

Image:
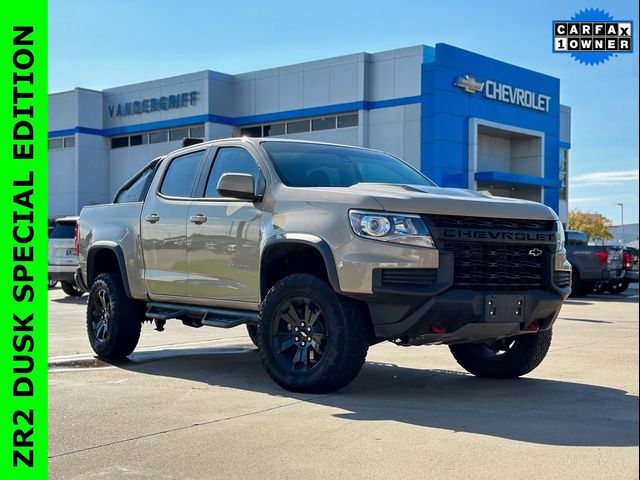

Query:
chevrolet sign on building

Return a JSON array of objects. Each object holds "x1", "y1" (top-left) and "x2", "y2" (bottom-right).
[
  {"x1": 47, "y1": 43, "x2": 571, "y2": 223},
  {"x1": 455, "y1": 75, "x2": 551, "y2": 112}
]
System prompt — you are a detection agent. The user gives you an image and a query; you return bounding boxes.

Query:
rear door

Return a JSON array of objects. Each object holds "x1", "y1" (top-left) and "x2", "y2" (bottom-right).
[
  {"x1": 185, "y1": 145, "x2": 263, "y2": 304},
  {"x1": 141, "y1": 148, "x2": 208, "y2": 298}
]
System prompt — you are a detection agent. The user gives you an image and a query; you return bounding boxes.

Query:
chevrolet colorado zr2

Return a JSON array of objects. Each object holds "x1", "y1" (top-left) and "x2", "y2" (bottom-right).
[{"x1": 76, "y1": 138, "x2": 571, "y2": 393}]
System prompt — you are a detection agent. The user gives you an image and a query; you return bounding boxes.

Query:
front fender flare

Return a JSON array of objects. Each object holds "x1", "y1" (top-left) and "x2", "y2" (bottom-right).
[{"x1": 261, "y1": 234, "x2": 341, "y2": 297}]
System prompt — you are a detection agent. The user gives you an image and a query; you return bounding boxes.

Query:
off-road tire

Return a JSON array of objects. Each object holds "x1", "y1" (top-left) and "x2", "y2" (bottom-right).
[
  {"x1": 86, "y1": 272, "x2": 144, "y2": 359},
  {"x1": 257, "y1": 273, "x2": 370, "y2": 393},
  {"x1": 61, "y1": 280, "x2": 83, "y2": 296},
  {"x1": 449, "y1": 329, "x2": 553, "y2": 378},
  {"x1": 246, "y1": 324, "x2": 259, "y2": 347}
]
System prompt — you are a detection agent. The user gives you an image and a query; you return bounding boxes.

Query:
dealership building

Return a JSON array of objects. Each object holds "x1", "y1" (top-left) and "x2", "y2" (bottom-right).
[{"x1": 48, "y1": 43, "x2": 571, "y2": 221}]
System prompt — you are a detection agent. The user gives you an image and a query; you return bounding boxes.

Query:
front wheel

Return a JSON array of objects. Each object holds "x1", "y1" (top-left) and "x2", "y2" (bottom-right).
[
  {"x1": 86, "y1": 272, "x2": 144, "y2": 359},
  {"x1": 257, "y1": 273, "x2": 370, "y2": 393},
  {"x1": 246, "y1": 324, "x2": 259, "y2": 347},
  {"x1": 449, "y1": 329, "x2": 552, "y2": 378}
]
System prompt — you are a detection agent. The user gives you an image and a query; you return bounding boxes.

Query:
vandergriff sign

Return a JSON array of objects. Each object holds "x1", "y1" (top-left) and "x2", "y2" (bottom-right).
[
  {"x1": 107, "y1": 91, "x2": 199, "y2": 118},
  {"x1": 455, "y1": 74, "x2": 551, "y2": 113}
]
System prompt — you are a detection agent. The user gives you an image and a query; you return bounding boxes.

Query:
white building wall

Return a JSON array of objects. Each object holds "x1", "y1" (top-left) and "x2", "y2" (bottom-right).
[{"x1": 366, "y1": 104, "x2": 421, "y2": 170}]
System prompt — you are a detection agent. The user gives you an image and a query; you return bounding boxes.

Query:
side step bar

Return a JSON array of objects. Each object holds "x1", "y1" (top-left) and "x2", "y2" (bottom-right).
[{"x1": 146, "y1": 302, "x2": 258, "y2": 328}]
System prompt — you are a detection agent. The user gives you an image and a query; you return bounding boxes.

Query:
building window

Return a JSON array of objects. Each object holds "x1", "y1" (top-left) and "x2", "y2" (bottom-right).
[
  {"x1": 239, "y1": 112, "x2": 358, "y2": 138},
  {"x1": 48, "y1": 138, "x2": 64, "y2": 149},
  {"x1": 190, "y1": 125, "x2": 205, "y2": 138},
  {"x1": 149, "y1": 131, "x2": 168, "y2": 144},
  {"x1": 129, "y1": 134, "x2": 148, "y2": 146},
  {"x1": 240, "y1": 126, "x2": 262, "y2": 137},
  {"x1": 48, "y1": 136, "x2": 76, "y2": 149},
  {"x1": 312, "y1": 116, "x2": 336, "y2": 131},
  {"x1": 263, "y1": 123, "x2": 285, "y2": 136},
  {"x1": 559, "y1": 148, "x2": 568, "y2": 201},
  {"x1": 111, "y1": 137, "x2": 129, "y2": 149},
  {"x1": 338, "y1": 113, "x2": 358, "y2": 128},
  {"x1": 169, "y1": 128, "x2": 189, "y2": 142},
  {"x1": 109, "y1": 124, "x2": 205, "y2": 149},
  {"x1": 287, "y1": 119, "x2": 310, "y2": 134}
]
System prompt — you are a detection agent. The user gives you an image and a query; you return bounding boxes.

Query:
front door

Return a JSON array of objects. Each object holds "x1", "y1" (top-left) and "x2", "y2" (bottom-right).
[
  {"x1": 186, "y1": 146, "x2": 262, "y2": 303},
  {"x1": 141, "y1": 149, "x2": 207, "y2": 298}
]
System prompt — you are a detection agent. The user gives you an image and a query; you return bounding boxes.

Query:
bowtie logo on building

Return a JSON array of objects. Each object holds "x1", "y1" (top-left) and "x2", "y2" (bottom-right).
[{"x1": 454, "y1": 75, "x2": 484, "y2": 94}]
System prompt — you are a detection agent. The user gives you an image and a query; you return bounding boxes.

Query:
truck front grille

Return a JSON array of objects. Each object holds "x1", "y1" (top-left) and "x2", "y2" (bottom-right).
[
  {"x1": 426, "y1": 214, "x2": 555, "y2": 232},
  {"x1": 442, "y1": 241, "x2": 548, "y2": 291}
]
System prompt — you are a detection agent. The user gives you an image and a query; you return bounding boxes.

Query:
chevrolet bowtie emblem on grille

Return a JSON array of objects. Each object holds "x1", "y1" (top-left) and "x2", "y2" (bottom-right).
[
  {"x1": 528, "y1": 248, "x2": 543, "y2": 257},
  {"x1": 454, "y1": 75, "x2": 484, "y2": 94}
]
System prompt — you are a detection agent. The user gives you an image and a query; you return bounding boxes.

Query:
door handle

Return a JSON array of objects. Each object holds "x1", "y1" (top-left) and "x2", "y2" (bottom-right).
[
  {"x1": 144, "y1": 213, "x2": 160, "y2": 224},
  {"x1": 189, "y1": 214, "x2": 207, "y2": 225}
]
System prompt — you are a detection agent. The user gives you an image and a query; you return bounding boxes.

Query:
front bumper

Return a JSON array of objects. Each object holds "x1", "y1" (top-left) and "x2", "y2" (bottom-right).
[
  {"x1": 347, "y1": 250, "x2": 570, "y2": 343},
  {"x1": 365, "y1": 288, "x2": 565, "y2": 343}
]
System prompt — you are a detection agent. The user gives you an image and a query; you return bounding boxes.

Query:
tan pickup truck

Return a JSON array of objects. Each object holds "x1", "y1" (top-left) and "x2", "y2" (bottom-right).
[{"x1": 76, "y1": 138, "x2": 571, "y2": 393}]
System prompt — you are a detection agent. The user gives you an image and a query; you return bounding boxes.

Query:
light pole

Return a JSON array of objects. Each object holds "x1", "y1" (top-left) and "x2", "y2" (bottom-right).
[{"x1": 615, "y1": 202, "x2": 624, "y2": 246}]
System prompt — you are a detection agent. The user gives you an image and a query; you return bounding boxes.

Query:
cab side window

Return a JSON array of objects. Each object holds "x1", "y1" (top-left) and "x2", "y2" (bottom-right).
[
  {"x1": 115, "y1": 164, "x2": 156, "y2": 203},
  {"x1": 204, "y1": 147, "x2": 260, "y2": 198},
  {"x1": 160, "y1": 150, "x2": 205, "y2": 197}
]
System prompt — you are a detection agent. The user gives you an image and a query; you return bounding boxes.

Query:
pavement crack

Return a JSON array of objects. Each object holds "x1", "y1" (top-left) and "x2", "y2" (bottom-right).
[
  {"x1": 48, "y1": 399, "x2": 307, "y2": 459},
  {"x1": 49, "y1": 369, "x2": 448, "y2": 460}
]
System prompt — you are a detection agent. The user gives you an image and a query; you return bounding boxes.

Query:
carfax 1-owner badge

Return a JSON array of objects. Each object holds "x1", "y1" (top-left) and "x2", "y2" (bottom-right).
[{"x1": 553, "y1": 8, "x2": 633, "y2": 65}]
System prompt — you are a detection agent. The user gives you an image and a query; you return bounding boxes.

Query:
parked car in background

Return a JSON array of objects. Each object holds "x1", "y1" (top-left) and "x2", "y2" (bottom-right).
[
  {"x1": 565, "y1": 230, "x2": 624, "y2": 296},
  {"x1": 603, "y1": 247, "x2": 639, "y2": 294},
  {"x1": 48, "y1": 216, "x2": 83, "y2": 296}
]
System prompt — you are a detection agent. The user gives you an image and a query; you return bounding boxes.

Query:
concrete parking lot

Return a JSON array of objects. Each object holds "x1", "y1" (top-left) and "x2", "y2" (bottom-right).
[{"x1": 48, "y1": 286, "x2": 639, "y2": 480}]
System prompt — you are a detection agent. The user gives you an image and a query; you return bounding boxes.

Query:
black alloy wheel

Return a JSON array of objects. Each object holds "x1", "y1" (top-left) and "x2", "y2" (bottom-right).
[
  {"x1": 257, "y1": 273, "x2": 370, "y2": 393},
  {"x1": 90, "y1": 287, "x2": 112, "y2": 343},
  {"x1": 270, "y1": 296, "x2": 328, "y2": 373}
]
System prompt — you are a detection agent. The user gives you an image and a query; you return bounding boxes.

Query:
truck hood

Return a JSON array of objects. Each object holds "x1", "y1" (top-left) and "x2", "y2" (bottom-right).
[{"x1": 345, "y1": 184, "x2": 557, "y2": 220}]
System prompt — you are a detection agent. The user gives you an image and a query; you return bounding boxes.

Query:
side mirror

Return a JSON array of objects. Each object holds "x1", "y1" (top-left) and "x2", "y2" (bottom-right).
[{"x1": 217, "y1": 173, "x2": 263, "y2": 201}]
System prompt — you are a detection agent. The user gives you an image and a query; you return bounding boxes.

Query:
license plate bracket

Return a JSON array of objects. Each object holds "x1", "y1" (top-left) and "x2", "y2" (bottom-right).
[{"x1": 485, "y1": 295, "x2": 525, "y2": 323}]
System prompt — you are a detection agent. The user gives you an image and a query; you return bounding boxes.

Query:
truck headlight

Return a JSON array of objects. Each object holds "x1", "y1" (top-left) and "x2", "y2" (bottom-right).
[
  {"x1": 555, "y1": 220, "x2": 565, "y2": 252},
  {"x1": 349, "y1": 210, "x2": 436, "y2": 248}
]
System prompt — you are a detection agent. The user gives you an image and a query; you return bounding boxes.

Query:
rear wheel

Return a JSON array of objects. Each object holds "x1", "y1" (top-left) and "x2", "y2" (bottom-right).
[
  {"x1": 86, "y1": 272, "x2": 144, "y2": 359},
  {"x1": 48, "y1": 276, "x2": 58, "y2": 288},
  {"x1": 258, "y1": 273, "x2": 370, "y2": 393},
  {"x1": 607, "y1": 280, "x2": 630, "y2": 294},
  {"x1": 449, "y1": 329, "x2": 552, "y2": 378},
  {"x1": 61, "y1": 280, "x2": 83, "y2": 296}
]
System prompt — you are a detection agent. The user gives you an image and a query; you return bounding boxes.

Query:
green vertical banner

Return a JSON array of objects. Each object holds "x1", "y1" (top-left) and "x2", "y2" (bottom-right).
[{"x1": 0, "y1": 1, "x2": 48, "y2": 479}]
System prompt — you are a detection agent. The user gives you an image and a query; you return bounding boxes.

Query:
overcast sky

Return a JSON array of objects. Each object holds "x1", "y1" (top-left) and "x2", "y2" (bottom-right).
[{"x1": 49, "y1": 0, "x2": 639, "y2": 224}]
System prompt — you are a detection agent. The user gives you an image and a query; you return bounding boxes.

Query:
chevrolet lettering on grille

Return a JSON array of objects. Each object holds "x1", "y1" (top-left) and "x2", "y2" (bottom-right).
[{"x1": 439, "y1": 228, "x2": 556, "y2": 244}]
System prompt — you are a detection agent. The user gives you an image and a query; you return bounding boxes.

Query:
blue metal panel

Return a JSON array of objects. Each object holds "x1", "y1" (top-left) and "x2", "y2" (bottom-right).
[
  {"x1": 421, "y1": 43, "x2": 564, "y2": 213},
  {"x1": 474, "y1": 171, "x2": 562, "y2": 188}
]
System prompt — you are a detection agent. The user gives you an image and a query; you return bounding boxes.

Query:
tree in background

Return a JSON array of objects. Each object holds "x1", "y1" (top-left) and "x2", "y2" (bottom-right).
[{"x1": 568, "y1": 210, "x2": 614, "y2": 242}]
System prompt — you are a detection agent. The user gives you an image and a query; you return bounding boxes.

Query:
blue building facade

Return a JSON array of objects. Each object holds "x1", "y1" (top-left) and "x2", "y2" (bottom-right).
[
  {"x1": 421, "y1": 44, "x2": 569, "y2": 216},
  {"x1": 48, "y1": 43, "x2": 570, "y2": 220}
]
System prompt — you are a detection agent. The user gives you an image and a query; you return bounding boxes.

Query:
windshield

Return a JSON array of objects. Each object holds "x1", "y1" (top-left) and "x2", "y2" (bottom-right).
[{"x1": 261, "y1": 141, "x2": 436, "y2": 188}]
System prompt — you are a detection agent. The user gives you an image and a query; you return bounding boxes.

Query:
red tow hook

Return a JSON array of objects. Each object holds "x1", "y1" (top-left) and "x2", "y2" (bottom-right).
[
  {"x1": 526, "y1": 322, "x2": 540, "y2": 332},
  {"x1": 430, "y1": 324, "x2": 446, "y2": 334}
]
